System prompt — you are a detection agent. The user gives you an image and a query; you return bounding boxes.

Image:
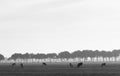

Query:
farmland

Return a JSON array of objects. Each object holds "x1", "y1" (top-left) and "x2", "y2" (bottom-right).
[{"x1": 0, "y1": 62, "x2": 120, "y2": 76}]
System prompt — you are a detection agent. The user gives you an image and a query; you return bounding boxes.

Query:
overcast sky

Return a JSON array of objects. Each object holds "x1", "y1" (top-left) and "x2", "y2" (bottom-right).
[{"x1": 0, "y1": 0, "x2": 120, "y2": 57}]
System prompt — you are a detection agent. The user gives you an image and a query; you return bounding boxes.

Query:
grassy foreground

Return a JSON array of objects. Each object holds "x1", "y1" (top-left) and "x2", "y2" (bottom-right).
[{"x1": 0, "y1": 62, "x2": 120, "y2": 76}]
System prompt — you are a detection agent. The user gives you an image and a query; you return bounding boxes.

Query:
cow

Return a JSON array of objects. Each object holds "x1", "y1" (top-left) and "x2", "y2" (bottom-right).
[
  {"x1": 12, "y1": 63, "x2": 16, "y2": 67},
  {"x1": 101, "y1": 63, "x2": 106, "y2": 67},
  {"x1": 42, "y1": 62, "x2": 47, "y2": 66},
  {"x1": 69, "y1": 63, "x2": 74, "y2": 68},
  {"x1": 20, "y1": 63, "x2": 24, "y2": 68},
  {"x1": 77, "y1": 62, "x2": 83, "y2": 68}
]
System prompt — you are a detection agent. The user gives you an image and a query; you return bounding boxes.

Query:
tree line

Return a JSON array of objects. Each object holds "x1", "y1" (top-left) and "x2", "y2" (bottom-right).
[{"x1": 0, "y1": 49, "x2": 120, "y2": 60}]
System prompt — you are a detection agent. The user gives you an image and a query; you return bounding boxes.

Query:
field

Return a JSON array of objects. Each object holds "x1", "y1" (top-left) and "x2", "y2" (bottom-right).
[{"x1": 0, "y1": 62, "x2": 120, "y2": 76}]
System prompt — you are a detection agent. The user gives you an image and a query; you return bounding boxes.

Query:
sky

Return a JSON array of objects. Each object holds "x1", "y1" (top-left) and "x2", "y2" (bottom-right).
[{"x1": 0, "y1": 0, "x2": 120, "y2": 57}]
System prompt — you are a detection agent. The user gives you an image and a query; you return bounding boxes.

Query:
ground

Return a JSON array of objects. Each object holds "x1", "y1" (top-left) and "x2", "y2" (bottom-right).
[{"x1": 0, "y1": 62, "x2": 120, "y2": 76}]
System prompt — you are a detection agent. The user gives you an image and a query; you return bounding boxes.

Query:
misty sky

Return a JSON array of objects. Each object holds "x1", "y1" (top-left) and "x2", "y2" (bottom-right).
[{"x1": 0, "y1": 0, "x2": 120, "y2": 57}]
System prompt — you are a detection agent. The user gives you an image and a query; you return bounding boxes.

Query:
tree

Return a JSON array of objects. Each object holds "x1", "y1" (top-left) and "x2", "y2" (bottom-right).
[
  {"x1": 35, "y1": 53, "x2": 46, "y2": 59},
  {"x1": 82, "y1": 50, "x2": 93, "y2": 58},
  {"x1": 9, "y1": 53, "x2": 23, "y2": 60},
  {"x1": 0, "y1": 54, "x2": 4, "y2": 60},
  {"x1": 112, "y1": 49, "x2": 120, "y2": 57},
  {"x1": 46, "y1": 53, "x2": 57, "y2": 58},
  {"x1": 71, "y1": 50, "x2": 82, "y2": 58},
  {"x1": 58, "y1": 51, "x2": 71, "y2": 58}
]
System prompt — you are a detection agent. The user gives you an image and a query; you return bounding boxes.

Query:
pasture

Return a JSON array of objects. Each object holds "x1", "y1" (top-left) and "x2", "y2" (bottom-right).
[{"x1": 0, "y1": 62, "x2": 120, "y2": 76}]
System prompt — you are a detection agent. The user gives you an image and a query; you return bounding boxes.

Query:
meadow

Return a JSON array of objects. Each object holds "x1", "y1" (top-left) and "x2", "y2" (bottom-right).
[{"x1": 0, "y1": 62, "x2": 120, "y2": 76}]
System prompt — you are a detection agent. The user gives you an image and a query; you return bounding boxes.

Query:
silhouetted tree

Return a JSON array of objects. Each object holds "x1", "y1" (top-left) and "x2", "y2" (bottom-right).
[
  {"x1": 36, "y1": 53, "x2": 46, "y2": 59},
  {"x1": 0, "y1": 54, "x2": 4, "y2": 60},
  {"x1": 9, "y1": 49, "x2": 120, "y2": 60},
  {"x1": 82, "y1": 50, "x2": 94, "y2": 57},
  {"x1": 46, "y1": 53, "x2": 57, "y2": 58},
  {"x1": 10, "y1": 53, "x2": 23, "y2": 60},
  {"x1": 71, "y1": 50, "x2": 82, "y2": 58},
  {"x1": 112, "y1": 49, "x2": 120, "y2": 57},
  {"x1": 58, "y1": 51, "x2": 71, "y2": 58},
  {"x1": 22, "y1": 53, "x2": 31, "y2": 59},
  {"x1": 99, "y1": 51, "x2": 107, "y2": 57},
  {"x1": 82, "y1": 50, "x2": 94, "y2": 58}
]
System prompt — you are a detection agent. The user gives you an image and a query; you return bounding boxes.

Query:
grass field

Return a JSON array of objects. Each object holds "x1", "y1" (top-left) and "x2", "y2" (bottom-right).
[{"x1": 0, "y1": 62, "x2": 120, "y2": 76}]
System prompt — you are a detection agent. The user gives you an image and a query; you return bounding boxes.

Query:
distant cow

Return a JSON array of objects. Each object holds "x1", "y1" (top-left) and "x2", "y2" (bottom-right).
[
  {"x1": 20, "y1": 63, "x2": 24, "y2": 68},
  {"x1": 69, "y1": 63, "x2": 73, "y2": 68},
  {"x1": 42, "y1": 62, "x2": 47, "y2": 66},
  {"x1": 12, "y1": 63, "x2": 16, "y2": 67},
  {"x1": 77, "y1": 62, "x2": 83, "y2": 68},
  {"x1": 101, "y1": 63, "x2": 106, "y2": 67}
]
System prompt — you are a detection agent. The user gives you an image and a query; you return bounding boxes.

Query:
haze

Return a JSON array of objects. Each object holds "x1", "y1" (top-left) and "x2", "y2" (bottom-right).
[{"x1": 0, "y1": 0, "x2": 120, "y2": 57}]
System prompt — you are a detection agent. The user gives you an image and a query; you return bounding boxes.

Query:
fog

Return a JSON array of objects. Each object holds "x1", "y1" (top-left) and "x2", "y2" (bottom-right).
[{"x1": 0, "y1": 0, "x2": 120, "y2": 57}]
